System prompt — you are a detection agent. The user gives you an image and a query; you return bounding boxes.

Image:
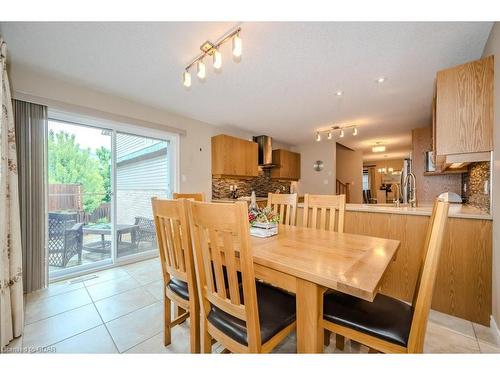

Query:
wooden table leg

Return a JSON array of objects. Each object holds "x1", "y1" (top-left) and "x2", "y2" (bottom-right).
[{"x1": 296, "y1": 278, "x2": 325, "y2": 353}]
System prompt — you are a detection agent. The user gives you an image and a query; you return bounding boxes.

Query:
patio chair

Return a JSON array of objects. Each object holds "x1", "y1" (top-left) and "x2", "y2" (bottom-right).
[
  {"x1": 134, "y1": 216, "x2": 157, "y2": 248},
  {"x1": 48, "y1": 212, "x2": 84, "y2": 268}
]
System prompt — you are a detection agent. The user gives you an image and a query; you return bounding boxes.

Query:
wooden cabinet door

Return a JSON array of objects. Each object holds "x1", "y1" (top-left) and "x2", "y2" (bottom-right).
[
  {"x1": 211, "y1": 135, "x2": 258, "y2": 177},
  {"x1": 436, "y1": 56, "x2": 493, "y2": 155},
  {"x1": 271, "y1": 149, "x2": 301, "y2": 180}
]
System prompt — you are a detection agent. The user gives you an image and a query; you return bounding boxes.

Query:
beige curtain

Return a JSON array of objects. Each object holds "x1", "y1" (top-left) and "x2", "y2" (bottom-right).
[
  {"x1": 0, "y1": 38, "x2": 24, "y2": 349},
  {"x1": 13, "y1": 99, "x2": 47, "y2": 293}
]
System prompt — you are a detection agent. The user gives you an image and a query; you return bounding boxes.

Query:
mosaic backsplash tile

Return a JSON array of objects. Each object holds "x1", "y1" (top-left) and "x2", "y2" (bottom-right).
[
  {"x1": 462, "y1": 161, "x2": 490, "y2": 212},
  {"x1": 212, "y1": 170, "x2": 291, "y2": 199}
]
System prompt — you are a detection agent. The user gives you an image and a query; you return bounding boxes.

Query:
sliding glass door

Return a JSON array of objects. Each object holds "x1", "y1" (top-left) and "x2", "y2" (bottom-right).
[
  {"x1": 47, "y1": 115, "x2": 176, "y2": 280},
  {"x1": 47, "y1": 120, "x2": 113, "y2": 277}
]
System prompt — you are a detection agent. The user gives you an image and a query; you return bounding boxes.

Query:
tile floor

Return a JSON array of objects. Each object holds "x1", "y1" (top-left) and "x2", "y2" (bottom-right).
[{"x1": 5, "y1": 257, "x2": 500, "y2": 354}]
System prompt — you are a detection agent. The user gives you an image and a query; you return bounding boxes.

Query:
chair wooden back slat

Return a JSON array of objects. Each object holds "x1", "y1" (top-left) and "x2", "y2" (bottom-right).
[
  {"x1": 302, "y1": 194, "x2": 346, "y2": 233},
  {"x1": 407, "y1": 200, "x2": 449, "y2": 353},
  {"x1": 152, "y1": 199, "x2": 192, "y2": 283},
  {"x1": 222, "y1": 231, "x2": 241, "y2": 305},
  {"x1": 173, "y1": 192, "x2": 205, "y2": 202},
  {"x1": 267, "y1": 193, "x2": 298, "y2": 226},
  {"x1": 188, "y1": 201, "x2": 261, "y2": 350},
  {"x1": 208, "y1": 228, "x2": 228, "y2": 300}
]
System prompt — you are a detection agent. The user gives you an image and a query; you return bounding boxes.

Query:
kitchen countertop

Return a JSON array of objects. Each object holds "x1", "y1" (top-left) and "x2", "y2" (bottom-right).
[{"x1": 297, "y1": 202, "x2": 492, "y2": 220}]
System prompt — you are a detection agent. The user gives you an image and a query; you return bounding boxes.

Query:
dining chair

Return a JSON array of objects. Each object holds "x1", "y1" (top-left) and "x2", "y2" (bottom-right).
[
  {"x1": 188, "y1": 200, "x2": 297, "y2": 353},
  {"x1": 302, "y1": 194, "x2": 346, "y2": 232},
  {"x1": 151, "y1": 197, "x2": 200, "y2": 353},
  {"x1": 321, "y1": 199, "x2": 450, "y2": 353},
  {"x1": 267, "y1": 193, "x2": 298, "y2": 226},
  {"x1": 173, "y1": 192, "x2": 205, "y2": 201}
]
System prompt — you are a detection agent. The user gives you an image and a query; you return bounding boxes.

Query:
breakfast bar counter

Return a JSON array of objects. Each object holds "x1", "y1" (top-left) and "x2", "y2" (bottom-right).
[
  {"x1": 296, "y1": 203, "x2": 492, "y2": 325},
  {"x1": 297, "y1": 202, "x2": 492, "y2": 220}
]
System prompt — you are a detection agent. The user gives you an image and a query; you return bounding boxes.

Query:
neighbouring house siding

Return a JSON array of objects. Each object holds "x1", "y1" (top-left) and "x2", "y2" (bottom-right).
[{"x1": 116, "y1": 136, "x2": 170, "y2": 225}]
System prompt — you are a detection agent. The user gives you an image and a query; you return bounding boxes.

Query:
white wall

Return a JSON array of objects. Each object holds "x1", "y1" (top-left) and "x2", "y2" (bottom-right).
[
  {"x1": 295, "y1": 141, "x2": 336, "y2": 196},
  {"x1": 8, "y1": 65, "x2": 294, "y2": 199},
  {"x1": 482, "y1": 22, "x2": 500, "y2": 330}
]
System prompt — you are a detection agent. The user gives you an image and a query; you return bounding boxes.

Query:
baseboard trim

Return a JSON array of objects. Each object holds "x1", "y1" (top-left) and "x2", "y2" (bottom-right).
[{"x1": 490, "y1": 315, "x2": 500, "y2": 341}]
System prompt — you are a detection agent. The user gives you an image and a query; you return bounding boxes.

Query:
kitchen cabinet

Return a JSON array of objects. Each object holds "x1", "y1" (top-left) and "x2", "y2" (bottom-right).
[
  {"x1": 434, "y1": 56, "x2": 493, "y2": 166},
  {"x1": 211, "y1": 134, "x2": 258, "y2": 178},
  {"x1": 270, "y1": 149, "x2": 301, "y2": 180}
]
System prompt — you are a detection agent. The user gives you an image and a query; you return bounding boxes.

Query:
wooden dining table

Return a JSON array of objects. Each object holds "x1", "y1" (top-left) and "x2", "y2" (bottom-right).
[{"x1": 248, "y1": 224, "x2": 400, "y2": 353}]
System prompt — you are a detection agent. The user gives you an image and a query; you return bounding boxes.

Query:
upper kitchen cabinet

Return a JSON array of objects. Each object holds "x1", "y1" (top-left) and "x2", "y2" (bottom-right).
[
  {"x1": 435, "y1": 56, "x2": 493, "y2": 158},
  {"x1": 211, "y1": 134, "x2": 258, "y2": 178},
  {"x1": 270, "y1": 149, "x2": 301, "y2": 180}
]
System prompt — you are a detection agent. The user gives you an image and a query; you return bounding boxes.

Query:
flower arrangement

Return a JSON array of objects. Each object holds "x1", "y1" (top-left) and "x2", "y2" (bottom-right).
[{"x1": 248, "y1": 206, "x2": 280, "y2": 227}]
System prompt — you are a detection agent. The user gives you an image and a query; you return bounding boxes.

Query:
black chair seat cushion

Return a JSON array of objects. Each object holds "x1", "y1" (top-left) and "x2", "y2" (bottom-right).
[
  {"x1": 167, "y1": 278, "x2": 189, "y2": 300},
  {"x1": 208, "y1": 282, "x2": 296, "y2": 346},
  {"x1": 166, "y1": 267, "x2": 242, "y2": 302},
  {"x1": 323, "y1": 290, "x2": 413, "y2": 347}
]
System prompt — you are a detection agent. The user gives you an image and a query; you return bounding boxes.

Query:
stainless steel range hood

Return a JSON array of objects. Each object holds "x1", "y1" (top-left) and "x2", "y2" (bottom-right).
[{"x1": 252, "y1": 135, "x2": 276, "y2": 168}]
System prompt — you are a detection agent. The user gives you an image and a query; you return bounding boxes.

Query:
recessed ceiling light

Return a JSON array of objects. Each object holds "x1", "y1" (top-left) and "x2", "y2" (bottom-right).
[
  {"x1": 376, "y1": 77, "x2": 386, "y2": 83},
  {"x1": 372, "y1": 145, "x2": 386, "y2": 153},
  {"x1": 335, "y1": 91, "x2": 343, "y2": 96}
]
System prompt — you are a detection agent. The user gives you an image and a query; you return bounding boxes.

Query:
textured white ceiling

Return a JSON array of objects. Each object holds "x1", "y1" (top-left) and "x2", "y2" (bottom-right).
[{"x1": 0, "y1": 22, "x2": 493, "y2": 157}]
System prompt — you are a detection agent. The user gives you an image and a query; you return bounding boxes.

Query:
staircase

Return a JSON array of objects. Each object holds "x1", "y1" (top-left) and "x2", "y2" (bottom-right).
[{"x1": 336, "y1": 179, "x2": 351, "y2": 203}]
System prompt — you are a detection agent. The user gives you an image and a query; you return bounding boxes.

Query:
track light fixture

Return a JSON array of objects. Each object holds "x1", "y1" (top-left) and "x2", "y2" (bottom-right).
[
  {"x1": 183, "y1": 26, "x2": 242, "y2": 88},
  {"x1": 314, "y1": 124, "x2": 359, "y2": 142}
]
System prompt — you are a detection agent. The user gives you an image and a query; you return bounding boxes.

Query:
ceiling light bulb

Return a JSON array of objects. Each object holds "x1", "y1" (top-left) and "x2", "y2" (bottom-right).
[
  {"x1": 232, "y1": 34, "x2": 242, "y2": 57},
  {"x1": 183, "y1": 71, "x2": 191, "y2": 87},
  {"x1": 336, "y1": 91, "x2": 343, "y2": 96},
  {"x1": 197, "y1": 60, "x2": 206, "y2": 79},
  {"x1": 339, "y1": 129, "x2": 344, "y2": 138},
  {"x1": 352, "y1": 127, "x2": 358, "y2": 136},
  {"x1": 213, "y1": 50, "x2": 222, "y2": 69},
  {"x1": 376, "y1": 77, "x2": 386, "y2": 83},
  {"x1": 327, "y1": 131, "x2": 332, "y2": 140},
  {"x1": 316, "y1": 132, "x2": 321, "y2": 142}
]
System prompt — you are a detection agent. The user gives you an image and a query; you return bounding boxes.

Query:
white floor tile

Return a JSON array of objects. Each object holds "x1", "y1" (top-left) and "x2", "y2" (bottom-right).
[
  {"x1": 106, "y1": 302, "x2": 163, "y2": 353},
  {"x1": 86, "y1": 274, "x2": 141, "y2": 301},
  {"x1": 429, "y1": 309, "x2": 475, "y2": 338},
  {"x1": 94, "y1": 287, "x2": 157, "y2": 322},
  {"x1": 478, "y1": 340, "x2": 500, "y2": 353},
  {"x1": 52, "y1": 325, "x2": 118, "y2": 353},
  {"x1": 143, "y1": 279, "x2": 165, "y2": 301},
  {"x1": 25, "y1": 288, "x2": 92, "y2": 324},
  {"x1": 473, "y1": 323, "x2": 500, "y2": 347},
  {"x1": 23, "y1": 304, "x2": 102, "y2": 349},
  {"x1": 424, "y1": 322, "x2": 480, "y2": 353},
  {"x1": 26, "y1": 280, "x2": 85, "y2": 304},
  {"x1": 83, "y1": 267, "x2": 130, "y2": 287},
  {"x1": 127, "y1": 264, "x2": 162, "y2": 286}
]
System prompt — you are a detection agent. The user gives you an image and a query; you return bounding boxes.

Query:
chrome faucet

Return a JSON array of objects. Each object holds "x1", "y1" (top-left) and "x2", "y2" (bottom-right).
[{"x1": 404, "y1": 172, "x2": 417, "y2": 208}]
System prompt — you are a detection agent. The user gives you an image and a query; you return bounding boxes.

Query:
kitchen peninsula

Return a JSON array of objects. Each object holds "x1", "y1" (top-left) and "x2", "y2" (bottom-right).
[{"x1": 296, "y1": 202, "x2": 492, "y2": 325}]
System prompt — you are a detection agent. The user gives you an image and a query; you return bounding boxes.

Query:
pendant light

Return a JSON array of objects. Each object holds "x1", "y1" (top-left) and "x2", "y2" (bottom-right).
[
  {"x1": 183, "y1": 71, "x2": 191, "y2": 87},
  {"x1": 197, "y1": 60, "x2": 206, "y2": 79},
  {"x1": 232, "y1": 33, "x2": 242, "y2": 57},
  {"x1": 213, "y1": 49, "x2": 222, "y2": 70}
]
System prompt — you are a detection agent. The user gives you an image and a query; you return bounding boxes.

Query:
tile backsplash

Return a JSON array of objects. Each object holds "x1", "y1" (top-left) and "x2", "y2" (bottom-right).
[
  {"x1": 212, "y1": 170, "x2": 291, "y2": 199},
  {"x1": 462, "y1": 161, "x2": 490, "y2": 212}
]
